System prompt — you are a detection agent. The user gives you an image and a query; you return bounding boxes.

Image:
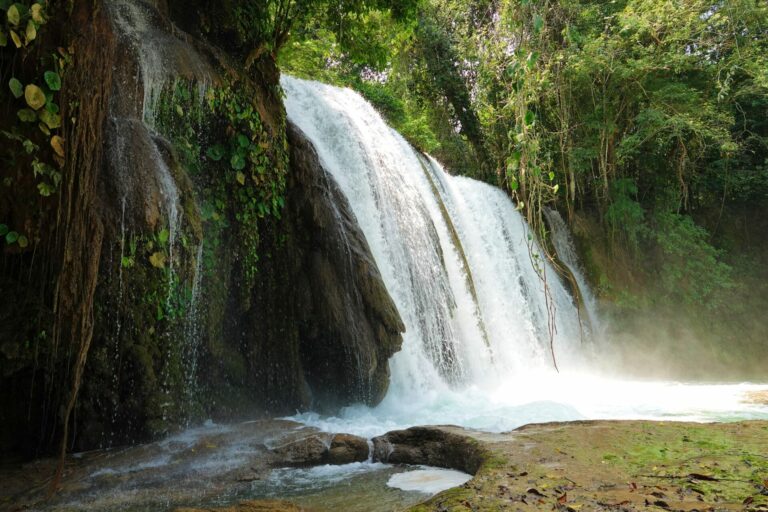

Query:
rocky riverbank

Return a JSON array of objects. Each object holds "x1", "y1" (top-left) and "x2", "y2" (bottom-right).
[{"x1": 4, "y1": 420, "x2": 767, "y2": 511}]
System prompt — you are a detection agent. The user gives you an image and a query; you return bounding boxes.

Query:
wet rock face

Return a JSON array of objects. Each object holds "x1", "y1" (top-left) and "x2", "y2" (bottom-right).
[
  {"x1": 0, "y1": 0, "x2": 404, "y2": 456},
  {"x1": 250, "y1": 123, "x2": 404, "y2": 410},
  {"x1": 372, "y1": 427, "x2": 486, "y2": 475},
  {"x1": 269, "y1": 432, "x2": 370, "y2": 466},
  {"x1": 327, "y1": 434, "x2": 371, "y2": 464}
]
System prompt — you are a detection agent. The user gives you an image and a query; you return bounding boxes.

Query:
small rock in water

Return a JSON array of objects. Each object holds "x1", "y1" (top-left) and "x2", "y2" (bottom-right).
[
  {"x1": 327, "y1": 433, "x2": 369, "y2": 464},
  {"x1": 271, "y1": 435, "x2": 329, "y2": 466}
]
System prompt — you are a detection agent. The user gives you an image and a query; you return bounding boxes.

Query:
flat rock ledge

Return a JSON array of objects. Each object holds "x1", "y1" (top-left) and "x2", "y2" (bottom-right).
[{"x1": 181, "y1": 420, "x2": 768, "y2": 512}]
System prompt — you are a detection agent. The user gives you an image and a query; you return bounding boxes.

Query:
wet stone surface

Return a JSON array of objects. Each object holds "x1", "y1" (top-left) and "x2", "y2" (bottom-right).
[{"x1": 4, "y1": 420, "x2": 768, "y2": 512}]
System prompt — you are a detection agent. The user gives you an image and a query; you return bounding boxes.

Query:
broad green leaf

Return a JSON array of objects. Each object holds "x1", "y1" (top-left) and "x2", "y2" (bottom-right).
[
  {"x1": 38, "y1": 122, "x2": 50, "y2": 136},
  {"x1": 30, "y1": 3, "x2": 44, "y2": 24},
  {"x1": 158, "y1": 228, "x2": 169, "y2": 244},
  {"x1": 17, "y1": 108, "x2": 37, "y2": 122},
  {"x1": 43, "y1": 71, "x2": 61, "y2": 91},
  {"x1": 24, "y1": 84, "x2": 46, "y2": 110},
  {"x1": 22, "y1": 139, "x2": 37, "y2": 153},
  {"x1": 9, "y1": 77, "x2": 23, "y2": 98},
  {"x1": 230, "y1": 152, "x2": 246, "y2": 170},
  {"x1": 25, "y1": 19, "x2": 35, "y2": 43},
  {"x1": 0, "y1": 224, "x2": 8, "y2": 236},
  {"x1": 37, "y1": 181, "x2": 53, "y2": 196},
  {"x1": 236, "y1": 171, "x2": 246, "y2": 185},
  {"x1": 533, "y1": 15, "x2": 544, "y2": 34},
  {"x1": 7, "y1": 4, "x2": 19, "y2": 25},
  {"x1": 39, "y1": 109, "x2": 60, "y2": 129},
  {"x1": 237, "y1": 134, "x2": 249, "y2": 148},
  {"x1": 524, "y1": 110, "x2": 535, "y2": 126},
  {"x1": 548, "y1": 171, "x2": 555, "y2": 181},
  {"x1": 10, "y1": 30, "x2": 21, "y2": 48},
  {"x1": 6, "y1": 231, "x2": 19, "y2": 244},
  {"x1": 206, "y1": 144, "x2": 224, "y2": 161}
]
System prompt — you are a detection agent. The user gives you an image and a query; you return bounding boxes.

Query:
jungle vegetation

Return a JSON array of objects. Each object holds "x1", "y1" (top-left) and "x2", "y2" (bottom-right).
[{"x1": 277, "y1": 0, "x2": 768, "y2": 371}]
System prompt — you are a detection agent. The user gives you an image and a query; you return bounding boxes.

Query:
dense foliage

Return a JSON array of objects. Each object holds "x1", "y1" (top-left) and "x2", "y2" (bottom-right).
[{"x1": 279, "y1": 0, "x2": 768, "y2": 365}]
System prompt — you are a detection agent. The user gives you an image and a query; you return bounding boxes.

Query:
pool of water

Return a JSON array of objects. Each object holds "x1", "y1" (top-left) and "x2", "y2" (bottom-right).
[{"x1": 203, "y1": 463, "x2": 471, "y2": 512}]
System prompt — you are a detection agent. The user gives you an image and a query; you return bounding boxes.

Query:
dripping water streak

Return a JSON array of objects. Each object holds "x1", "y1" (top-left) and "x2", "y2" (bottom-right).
[{"x1": 544, "y1": 208, "x2": 602, "y2": 340}]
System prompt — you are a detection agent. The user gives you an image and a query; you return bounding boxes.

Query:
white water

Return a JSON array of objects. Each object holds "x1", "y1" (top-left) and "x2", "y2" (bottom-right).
[
  {"x1": 544, "y1": 207, "x2": 602, "y2": 338},
  {"x1": 283, "y1": 76, "x2": 768, "y2": 436},
  {"x1": 387, "y1": 467, "x2": 472, "y2": 494},
  {"x1": 107, "y1": 0, "x2": 208, "y2": 428},
  {"x1": 108, "y1": 0, "x2": 211, "y2": 126}
]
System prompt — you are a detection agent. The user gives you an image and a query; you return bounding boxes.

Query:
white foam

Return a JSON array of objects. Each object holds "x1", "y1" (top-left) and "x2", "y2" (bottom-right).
[{"x1": 387, "y1": 468, "x2": 472, "y2": 494}]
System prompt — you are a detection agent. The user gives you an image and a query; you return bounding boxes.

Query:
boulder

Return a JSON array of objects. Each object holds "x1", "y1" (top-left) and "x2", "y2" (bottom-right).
[
  {"x1": 372, "y1": 426, "x2": 485, "y2": 475},
  {"x1": 270, "y1": 432, "x2": 369, "y2": 466},
  {"x1": 327, "y1": 434, "x2": 370, "y2": 464}
]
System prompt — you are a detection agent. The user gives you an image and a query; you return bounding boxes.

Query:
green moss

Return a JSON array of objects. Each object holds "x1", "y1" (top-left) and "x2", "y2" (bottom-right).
[{"x1": 480, "y1": 453, "x2": 507, "y2": 470}]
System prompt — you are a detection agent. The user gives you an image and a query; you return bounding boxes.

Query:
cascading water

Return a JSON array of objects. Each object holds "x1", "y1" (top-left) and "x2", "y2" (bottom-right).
[
  {"x1": 106, "y1": 0, "x2": 210, "y2": 428},
  {"x1": 283, "y1": 76, "x2": 768, "y2": 436},
  {"x1": 181, "y1": 242, "x2": 205, "y2": 422},
  {"x1": 283, "y1": 76, "x2": 583, "y2": 423},
  {"x1": 544, "y1": 207, "x2": 603, "y2": 339},
  {"x1": 108, "y1": 0, "x2": 211, "y2": 126}
]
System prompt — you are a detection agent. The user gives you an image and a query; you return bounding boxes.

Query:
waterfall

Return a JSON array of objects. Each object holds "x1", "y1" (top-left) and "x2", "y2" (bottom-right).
[
  {"x1": 182, "y1": 242, "x2": 204, "y2": 424},
  {"x1": 105, "y1": 0, "x2": 210, "y2": 431},
  {"x1": 108, "y1": 0, "x2": 211, "y2": 126},
  {"x1": 544, "y1": 207, "x2": 603, "y2": 339},
  {"x1": 283, "y1": 77, "x2": 586, "y2": 404}
]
